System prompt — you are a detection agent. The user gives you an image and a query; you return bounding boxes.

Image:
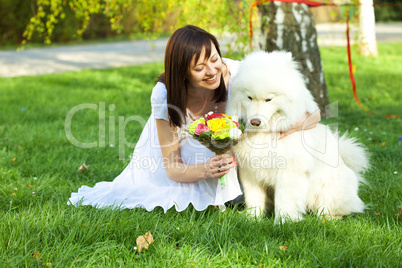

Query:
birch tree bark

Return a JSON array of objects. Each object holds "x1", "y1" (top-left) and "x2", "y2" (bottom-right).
[
  {"x1": 359, "y1": 0, "x2": 378, "y2": 56},
  {"x1": 258, "y1": 2, "x2": 329, "y2": 114}
]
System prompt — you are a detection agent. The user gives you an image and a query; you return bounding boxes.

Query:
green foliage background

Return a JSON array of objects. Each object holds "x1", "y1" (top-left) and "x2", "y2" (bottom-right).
[
  {"x1": 0, "y1": 0, "x2": 253, "y2": 48},
  {"x1": 374, "y1": 0, "x2": 402, "y2": 22},
  {"x1": 1, "y1": 0, "x2": 399, "y2": 48}
]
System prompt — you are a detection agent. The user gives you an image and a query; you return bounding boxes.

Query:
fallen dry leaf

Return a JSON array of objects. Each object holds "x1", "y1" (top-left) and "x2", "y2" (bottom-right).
[
  {"x1": 78, "y1": 163, "x2": 89, "y2": 173},
  {"x1": 11, "y1": 193, "x2": 16, "y2": 196},
  {"x1": 27, "y1": 185, "x2": 34, "y2": 188},
  {"x1": 381, "y1": 142, "x2": 386, "y2": 147},
  {"x1": 136, "y1": 231, "x2": 154, "y2": 252},
  {"x1": 279, "y1": 245, "x2": 288, "y2": 252},
  {"x1": 11, "y1": 157, "x2": 16, "y2": 162},
  {"x1": 394, "y1": 206, "x2": 402, "y2": 216},
  {"x1": 33, "y1": 251, "x2": 41, "y2": 258},
  {"x1": 374, "y1": 212, "x2": 382, "y2": 215}
]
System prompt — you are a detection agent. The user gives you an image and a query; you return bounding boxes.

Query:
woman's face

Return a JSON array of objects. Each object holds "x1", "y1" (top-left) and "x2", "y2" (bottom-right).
[{"x1": 187, "y1": 43, "x2": 222, "y2": 91}]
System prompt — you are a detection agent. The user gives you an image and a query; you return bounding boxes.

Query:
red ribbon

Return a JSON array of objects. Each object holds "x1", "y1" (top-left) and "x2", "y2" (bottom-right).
[{"x1": 345, "y1": 7, "x2": 373, "y2": 114}]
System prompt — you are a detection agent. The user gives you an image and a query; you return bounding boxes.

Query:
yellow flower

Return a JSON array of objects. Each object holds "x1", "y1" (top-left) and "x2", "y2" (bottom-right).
[
  {"x1": 222, "y1": 113, "x2": 231, "y2": 118},
  {"x1": 189, "y1": 118, "x2": 205, "y2": 135},
  {"x1": 223, "y1": 118, "x2": 237, "y2": 130},
  {"x1": 207, "y1": 118, "x2": 226, "y2": 132}
]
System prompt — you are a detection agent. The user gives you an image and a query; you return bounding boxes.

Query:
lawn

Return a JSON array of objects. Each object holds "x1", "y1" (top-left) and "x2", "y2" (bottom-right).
[{"x1": 0, "y1": 43, "x2": 401, "y2": 267}]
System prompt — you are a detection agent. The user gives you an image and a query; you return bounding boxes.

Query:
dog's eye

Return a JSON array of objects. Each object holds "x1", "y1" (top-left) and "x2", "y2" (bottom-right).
[
  {"x1": 265, "y1": 98, "x2": 272, "y2": 102},
  {"x1": 248, "y1": 96, "x2": 253, "y2": 101}
]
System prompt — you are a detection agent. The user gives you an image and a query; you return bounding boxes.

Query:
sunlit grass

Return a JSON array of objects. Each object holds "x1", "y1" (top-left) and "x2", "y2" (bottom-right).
[{"x1": 0, "y1": 43, "x2": 400, "y2": 267}]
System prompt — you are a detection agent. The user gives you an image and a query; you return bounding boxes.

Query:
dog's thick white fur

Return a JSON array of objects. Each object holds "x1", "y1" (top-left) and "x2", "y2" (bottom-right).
[{"x1": 227, "y1": 51, "x2": 369, "y2": 223}]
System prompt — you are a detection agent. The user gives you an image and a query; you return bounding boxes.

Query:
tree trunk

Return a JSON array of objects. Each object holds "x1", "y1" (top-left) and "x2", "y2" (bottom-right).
[
  {"x1": 359, "y1": 0, "x2": 378, "y2": 57},
  {"x1": 258, "y1": 2, "x2": 329, "y2": 114}
]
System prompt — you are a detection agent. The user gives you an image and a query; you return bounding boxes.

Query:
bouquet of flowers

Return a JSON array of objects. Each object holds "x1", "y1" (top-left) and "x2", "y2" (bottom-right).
[{"x1": 187, "y1": 112, "x2": 243, "y2": 186}]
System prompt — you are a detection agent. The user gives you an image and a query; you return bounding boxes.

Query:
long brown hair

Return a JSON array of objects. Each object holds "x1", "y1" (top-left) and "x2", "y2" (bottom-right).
[{"x1": 158, "y1": 25, "x2": 227, "y2": 128}]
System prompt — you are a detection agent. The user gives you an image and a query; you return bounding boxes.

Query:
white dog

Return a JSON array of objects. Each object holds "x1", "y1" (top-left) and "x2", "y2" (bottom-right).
[{"x1": 227, "y1": 51, "x2": 369, "y2": 223}]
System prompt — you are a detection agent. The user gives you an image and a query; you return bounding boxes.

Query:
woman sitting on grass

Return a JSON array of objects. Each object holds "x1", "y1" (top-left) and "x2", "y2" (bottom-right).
[{"x1": 69, "y1": 25, "x2": 320, "y2": 212}]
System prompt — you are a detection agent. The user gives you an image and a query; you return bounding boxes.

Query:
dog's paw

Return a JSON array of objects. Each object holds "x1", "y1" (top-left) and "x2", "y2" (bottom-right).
[
  {"x1": 243, "y1": 207, "x2": 265, "y2": 220},
  {"x1": 274, "y1": 217, "x2": 286, "y2": 225},
  {"x1": 323, "y1": 214, "x2": 344, "y2": 221},
  {"x1": 274, "y1": 212, "x2": 303, "y2": 224}
]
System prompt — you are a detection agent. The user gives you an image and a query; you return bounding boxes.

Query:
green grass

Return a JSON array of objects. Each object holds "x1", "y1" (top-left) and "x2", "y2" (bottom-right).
[{"x1": 0, "y1": 43, "x2": 401, "y2": 267}]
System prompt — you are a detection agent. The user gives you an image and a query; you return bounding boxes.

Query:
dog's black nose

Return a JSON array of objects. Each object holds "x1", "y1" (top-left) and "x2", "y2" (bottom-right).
[{"x1": 250, "y1": 119, "x2": 261, "y2": 126}]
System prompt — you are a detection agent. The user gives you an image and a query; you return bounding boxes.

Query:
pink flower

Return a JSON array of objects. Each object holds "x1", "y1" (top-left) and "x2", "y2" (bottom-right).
[{"x1": 194, "y1": 123, "x2": 210, "y2": 135}]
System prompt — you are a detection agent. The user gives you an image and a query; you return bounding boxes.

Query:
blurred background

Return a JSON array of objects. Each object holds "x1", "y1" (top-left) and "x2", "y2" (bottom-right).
[{"x1": 1, "y1": 0, "x2": 400, "y2": 47}]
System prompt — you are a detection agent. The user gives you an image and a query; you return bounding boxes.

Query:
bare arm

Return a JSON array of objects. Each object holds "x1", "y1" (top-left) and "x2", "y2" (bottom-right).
[
  {"x1": 279, "y1": 110, "x2": 321, "y2": 139},
  {"x1": 155, "y1": 119, "x2": 236, "y2": 183}
]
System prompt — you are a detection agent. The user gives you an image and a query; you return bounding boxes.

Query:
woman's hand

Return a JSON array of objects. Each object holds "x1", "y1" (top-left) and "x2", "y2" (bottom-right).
[
  {"x1": 156, "y1": 119, "x2": 237, "y2": 182},
  {"x1": 205, "y1": 154, "x2": 237, "y2": 178},
  {"x1": 279, "y1": 110, "x2": 321, "y2": 139}
]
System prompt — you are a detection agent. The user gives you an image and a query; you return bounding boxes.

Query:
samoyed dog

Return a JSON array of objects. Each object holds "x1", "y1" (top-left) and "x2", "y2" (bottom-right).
[{"x1": 227, "y1": 51, "x2": 369, "y2": 223}]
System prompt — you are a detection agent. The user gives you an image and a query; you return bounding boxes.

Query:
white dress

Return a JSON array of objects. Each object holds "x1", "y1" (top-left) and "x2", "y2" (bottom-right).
[{"x1": 68, "y1": 58, "x2": 243, "y2": 212}]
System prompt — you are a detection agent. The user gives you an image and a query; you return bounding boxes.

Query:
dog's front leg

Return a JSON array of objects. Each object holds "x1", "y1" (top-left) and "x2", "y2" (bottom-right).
[
  {"x1": 274, "y1": 172, "x2": 309, "y2": 224},
  {"x1": 240, "y1": 176, "x2": 267, "y2": 218}
]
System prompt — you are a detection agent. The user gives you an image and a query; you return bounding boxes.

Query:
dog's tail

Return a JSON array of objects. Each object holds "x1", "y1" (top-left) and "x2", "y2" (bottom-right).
[{"x1": 338, "y1": 132, "x2": 370, "y2": 176}]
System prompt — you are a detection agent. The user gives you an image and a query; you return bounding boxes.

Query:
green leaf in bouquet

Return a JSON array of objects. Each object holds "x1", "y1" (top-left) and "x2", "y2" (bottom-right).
[{"x1": 199, "y1": 132, "x2": 212, "y2": 139}]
